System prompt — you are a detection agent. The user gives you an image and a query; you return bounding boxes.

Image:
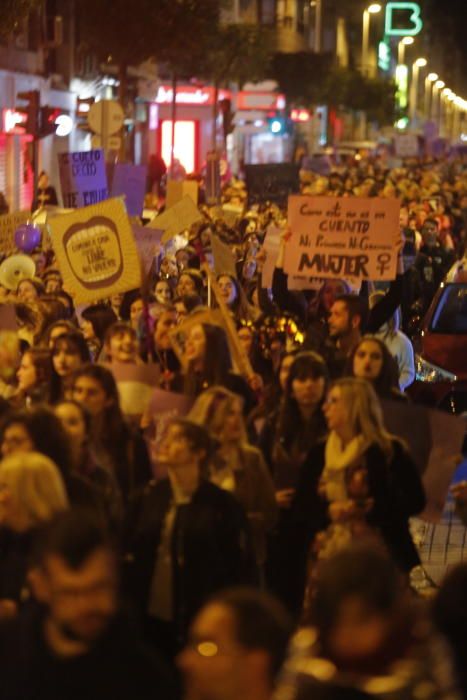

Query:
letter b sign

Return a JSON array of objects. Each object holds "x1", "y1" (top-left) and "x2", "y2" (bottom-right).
[{"x1": 385, "y1": 2, "x2": 423, "y2": 36}]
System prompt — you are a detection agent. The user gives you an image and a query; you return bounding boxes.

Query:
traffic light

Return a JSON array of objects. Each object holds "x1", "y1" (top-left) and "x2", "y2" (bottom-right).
[
  {"x1": 76, "y1": 96, "x2": 95, "y2": 131},
  {"x1": 39, "y1": 106, "x2": 61, "y2": 138},
  {"x1": 219, "y1": 98, "x2": 235, "y2": 139},
  {"x1": 267, "y1": 115, "x2": 286, "y2": 135},
  {"x1": 16, "y1": 90, "x2": 40, "y2": 136}
]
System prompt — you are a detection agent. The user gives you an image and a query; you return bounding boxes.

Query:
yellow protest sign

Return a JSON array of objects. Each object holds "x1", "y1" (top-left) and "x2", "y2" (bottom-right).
[
  {"x1": 147, "y1": 194, "x2": 203, "y2": 243},
  {"x1": 166, "y1": 180, "x2": 199, "y2": 209},
  {"x1": 48, "y1": 198, "x2": 141, "y2": 304},
  {"x1": 0, "y1": 211, "x2": 30, "y2": 255},
  {"x1": 284, "y1": 196, "x2": 400, "y2": 281}
]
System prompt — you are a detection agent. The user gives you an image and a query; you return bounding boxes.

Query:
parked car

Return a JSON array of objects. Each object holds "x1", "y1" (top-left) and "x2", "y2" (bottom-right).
[{"x1": 410, "y1": 280, "x2": 467, "y2": 417}]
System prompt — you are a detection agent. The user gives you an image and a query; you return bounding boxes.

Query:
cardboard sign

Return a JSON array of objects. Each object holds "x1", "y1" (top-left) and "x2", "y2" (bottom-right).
[
  {"x1": 381, "y1": 399, "x2": 466, "y2": 523},
  {"x1": 245, "y1": 163, "x2": 300, "y2": 206},
  {"x1": 147, "y1": 194, "x2": 203, "y2": 243},
  {"x1": 394, "y1": 134, "x2": 419, "y2": 158},
  {"x1": 132, "y1": 225, "x2": 164, "y2": 276},
  {"x1": 110, "y1": 164, "x2": 147, "y2": 217},
  {"x1": 210, "y1": 233, "x2": 237, "y2": 278},
  {"x1": 166, "y1": 180, "x2": 199, "y2": 209},
  {"x1": 58, "y1": 149, "x2": 109, "y2": 209},
  {"x1": 49, "y1": 198, "x2": 142, "y2": 304},
  {"x1": 103, "y1": 362, "x2": 160, "y2": 420},
  {"x1": 0, "y1": 211, "x2": 30, "y2": 255},
  {"x1": 285, "y1": 196, "x2": 400, "y2": 282}
]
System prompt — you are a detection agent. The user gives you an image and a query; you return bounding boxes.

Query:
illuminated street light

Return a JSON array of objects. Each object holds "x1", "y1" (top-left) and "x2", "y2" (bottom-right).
[
  {"x1": 398, "y1": 36, "x2": 414, "y2": 64},
  {"x1": 424, "y1": 72, "x2": 439, "y2": 117},
  {"x1": 362, "y1": 4, "x2": 382, "y2": 76},
  {"x1": 409, "y1": 57, "x2": 427, "y2": 124}
]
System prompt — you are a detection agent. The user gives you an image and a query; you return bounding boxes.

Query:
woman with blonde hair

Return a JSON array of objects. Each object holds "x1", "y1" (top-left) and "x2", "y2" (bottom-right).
[
  {"x1": 189, "y1": 386, "x2": 277, "y2": 577},
  {"x1": 0, "y1": 452, "x2": 68, "y2": 618},
  {"x1": 293, "y1": 377, "x2": 426, "y2": 609}
]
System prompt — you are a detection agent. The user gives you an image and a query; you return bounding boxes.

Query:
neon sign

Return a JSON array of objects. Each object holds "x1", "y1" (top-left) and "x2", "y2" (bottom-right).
[{"x1": 385, "y1": 2, "x2": 423, "y2": 36}]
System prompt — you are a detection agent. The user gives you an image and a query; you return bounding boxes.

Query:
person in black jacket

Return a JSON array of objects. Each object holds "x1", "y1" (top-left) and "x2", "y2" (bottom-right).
[
  {"x1": 293, "y1": 377, "x2": 426, "y2": 611},
  {"x1": 124, "y1": 419, "x2": 255, "y2": 658},
  {"x1": 0, "y1": 510, "x2": 174, "y2": 700}
]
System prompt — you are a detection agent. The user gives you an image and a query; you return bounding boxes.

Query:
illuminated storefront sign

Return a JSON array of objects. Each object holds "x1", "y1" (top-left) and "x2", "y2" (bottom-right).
[
  {"x1": 385, "y1": 2, "x2": 423, "y2": 36},
  {"x1": 161, "y1": 120, "x2": 196, "y2": 173},
  {"x1": 156, "y1": 85, "x2": 230, "y2": 106}
]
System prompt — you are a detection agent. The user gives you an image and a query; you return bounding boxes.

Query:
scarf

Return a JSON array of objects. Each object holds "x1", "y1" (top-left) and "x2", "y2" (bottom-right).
[{"x1": 322, "y1": 432, "x2": 369, "y2": 501}]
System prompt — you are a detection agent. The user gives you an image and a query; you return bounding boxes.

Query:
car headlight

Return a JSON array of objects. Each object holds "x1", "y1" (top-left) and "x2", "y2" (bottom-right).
[{"x1": 415, "y1": 355, "x2": 457, "y2": 383}]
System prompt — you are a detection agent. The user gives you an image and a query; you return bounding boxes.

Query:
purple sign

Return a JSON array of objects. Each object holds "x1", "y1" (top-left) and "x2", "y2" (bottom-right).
[
  {"x1": 111, "y1": 163, "x2": 147, "y2": 217},
  {"x1": 58, "y1": 149, "x2": 109, "y2": 209}
]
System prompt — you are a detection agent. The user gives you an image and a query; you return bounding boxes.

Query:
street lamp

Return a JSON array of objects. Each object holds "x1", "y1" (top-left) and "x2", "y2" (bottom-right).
[
  {"x1": 398, "y1": 36, "x2": 414, "y2": 65},
  {"x1": 424, "y1": 72, "x2": 438, "y2": 119},
  {"x1": 409, "y1": 57, "x2": 427, "y2": 125},
  {"x1": 431, "y1": 79, "x2": 445, "y2": 123},
  {"x1": 362, "y1": 4, "x2": 382, "y2": 77}
]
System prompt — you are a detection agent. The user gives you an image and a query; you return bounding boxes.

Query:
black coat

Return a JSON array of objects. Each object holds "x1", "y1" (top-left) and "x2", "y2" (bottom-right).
[
  {"x1": 0, "y1": 609, "x2": 174, "y2": 700},
  {"x1": 124, "y1": 479, "x2": 255, "y2": 637},
  {"x1": 293, "y1": 439, "x2": 426, "y2": 575}
]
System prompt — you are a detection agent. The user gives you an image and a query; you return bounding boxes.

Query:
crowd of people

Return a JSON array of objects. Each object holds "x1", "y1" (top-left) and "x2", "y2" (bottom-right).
[{"x1": 0, "y1": 153, "x2": 466, "y2": 700}]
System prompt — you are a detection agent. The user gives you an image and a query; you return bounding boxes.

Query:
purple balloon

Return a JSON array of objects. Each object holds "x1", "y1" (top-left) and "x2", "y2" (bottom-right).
[{"x1": 14, "y1": 223, "x2": 41, "y2": 253}]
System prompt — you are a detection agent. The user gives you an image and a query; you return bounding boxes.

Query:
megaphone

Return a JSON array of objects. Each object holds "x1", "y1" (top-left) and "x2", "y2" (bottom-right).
[{"x1": 0, "y1": 255, "x2": 36, "y2": 291}]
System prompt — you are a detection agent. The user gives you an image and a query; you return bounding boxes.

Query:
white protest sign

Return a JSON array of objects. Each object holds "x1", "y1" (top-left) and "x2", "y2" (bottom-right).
[
  {"x1": 284, "y1": 196, "x2": 400, "y2": 282},
  {"x1": 147, "y1": 194, "x2": 203, "y2": 243},
  {"x1": 394, "y1": 133, "x2": 419, "y2": 158},
  {"x1": 58, "y1": 149, "x2": 109, "y2": 209}
]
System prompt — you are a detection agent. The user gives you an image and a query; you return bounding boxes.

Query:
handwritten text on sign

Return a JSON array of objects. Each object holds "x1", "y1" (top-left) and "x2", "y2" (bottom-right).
[
  {"x1": 58, "y1": 149, "x2": 109, "y2": 209},
  {"x1": 284, "y1": 196, "x2": 400, "y2": 281}
]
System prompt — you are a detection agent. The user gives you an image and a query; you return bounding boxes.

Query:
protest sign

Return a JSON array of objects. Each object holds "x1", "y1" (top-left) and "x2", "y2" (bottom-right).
[
  {"x1": 166, "y1": 180, "x2": 199, "y2": 209},
  {"x1": 132, "y1": 225, "x2": 164, "y2": 276},
  {"x1": 284, "y1": 196, "x2": 400, "y2": 282},
  {"x1": 210, "y1": 233, "x2": 237, "y2": 278},
  {"x1": 381, "y1": 400, "x2": 465, "y2": 523},
  {"x1": 394, "y1": 133, "x2": 420, "y2": 158},
  {"x1": 0, "y1": 211, "x2": 30, "y2": 255},
  {"x1": 147, "y1": 194, "x2": 203, "y2": 243},
  {"x1": 58, "y1": 149, "x2": 109, "y2": 209},
  {"x1": 48, "y1": 198, "x2": 141, "y2": 304},
  {"x1": 103, "y1": 362, "x2": 160, "y2": 424},
  {"x1": 110, "y1": 163, "x2": 147, "y2": 217},
  {"x1": 143, "y1": 388, "x2": 194, "y2": 479},
  {"x1": 221, "y1": 203, "x2": 244, "y2": 227},
  {"x1": 245, "y1": 163, "x2": 300, "y2": 207}
]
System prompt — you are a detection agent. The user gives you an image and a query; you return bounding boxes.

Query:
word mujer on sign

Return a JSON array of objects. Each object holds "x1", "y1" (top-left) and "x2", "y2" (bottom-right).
[{"x1": 284, "y1": 196, "x2": 400, "y2": 281}]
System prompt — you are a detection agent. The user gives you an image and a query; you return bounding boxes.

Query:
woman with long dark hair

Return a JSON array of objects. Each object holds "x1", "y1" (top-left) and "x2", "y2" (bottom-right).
[
  {"x1": 178, "y1": 323, "x2": 255, "y2": 413},
  {"x1": 50, "y1": 331, "x2": 91, "y2": 401},
  {"x1": 71, "y1": 364, "x2": 151, "y2": 503},
  {"x1": 80, "y1": 303, "x2": 117, "y2": 360},
  {"x1": 259, "y1": 352, "x2": 328, "y2": 615},
  {"x1": 15, "y1": 348, "x2": 53, "y2": 406},
  {"x1": 346, "y1": 336, "x2": 406, "y2": 401}
]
